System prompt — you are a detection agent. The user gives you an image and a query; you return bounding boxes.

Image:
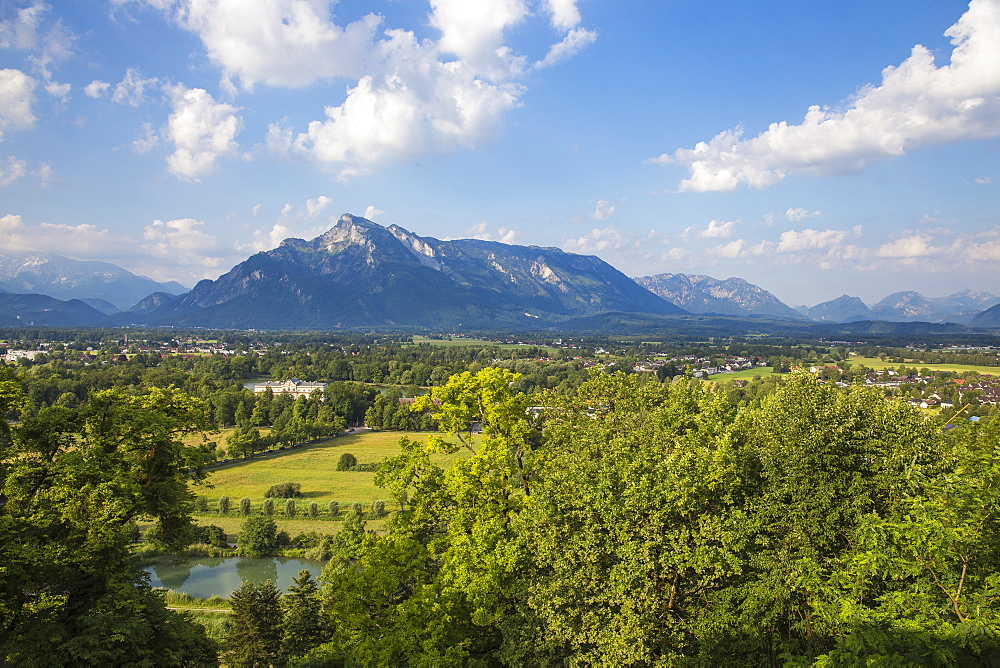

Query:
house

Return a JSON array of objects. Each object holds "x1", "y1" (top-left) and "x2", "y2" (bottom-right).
[{"x1": 253, "y1": 378, "x2": 327, "y2": 398}]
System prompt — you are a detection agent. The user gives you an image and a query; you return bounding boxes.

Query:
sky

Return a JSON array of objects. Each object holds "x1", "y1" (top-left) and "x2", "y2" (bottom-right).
[{"x1": 0, "y1": 0, "x2": 998, "y2": 308}]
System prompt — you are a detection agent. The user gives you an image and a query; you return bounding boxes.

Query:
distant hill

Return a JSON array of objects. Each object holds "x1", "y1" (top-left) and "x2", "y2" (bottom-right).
[
  {"x1": 870, "y1": 290, "x2": 999, "y2": 324},
  {"x1": 633, "y1": 273, "x2": 805, "y2": 319},
  {"x1": 804, "y1": 295, "x2": 876, "y2": 323},
  {"x1": 0, "y1": 293, "x2": 109, "y2": 326},
  {"x1": 971, "y1": 303, "x2": 1000, "y2": 328},
  {"x1": 0, "y1": 252, "x2": 186, "y2": 310},
  {"x1": 136, "y1": 214, "x2": 684, "y2": 330}
]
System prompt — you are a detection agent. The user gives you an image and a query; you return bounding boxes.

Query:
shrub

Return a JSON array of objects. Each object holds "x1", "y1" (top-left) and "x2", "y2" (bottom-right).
[
  {"x1": 192, "y1": 524, "x2": 227, "y2": 548},
  {"x1": 239, "y1": 498, "x2": 252, "y2": 516},
  {"x1": 336, "y1": 453, "x2": 357, "y2": 471},
  {"x1": 194, "y1": 496, "x2": 209, "y2": 512},
  {"x1": 352, "y1": 502, "x2": 363, "y2": 516},
  {"x1": 308, "y1": 502, "x2": 319, "y2": 518},
  {"x1": 372, "y1": 500, "x2": 386, "y2": 518},
  {"x1": 262, "y1": 498, "x2": 274, "y2": 516},
  {"x1": 285, "y1": 499, "x2": 296, "y2": 518},
  {"x1": 328, "y1": 501, "x2": 339, "y2": 518},
  {"x1": 218, "y1": 495, "x2": 230, "y2": 515},
  {"x1": 264, "y1": 482, "x2": 302, "y2": 498}
]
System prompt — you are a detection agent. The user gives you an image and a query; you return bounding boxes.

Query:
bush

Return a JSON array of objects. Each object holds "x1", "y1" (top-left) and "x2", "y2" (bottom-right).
[
  {"x1": 239, "y1": 498, "x2": 252, "y2": 516},
  {"x1": 192, "y1": 524, "x2": 228, "y2": 548},
  {"x1": 372, "y1": 500, "x2": 386, "y2": 518},
  {"x1": 194, "y1": 496, "x2": 209, "y2": 512},
  {"x1": 285, "y1": 499, "x2": 297, "y2": 518},
  {"x1": 264, "y1": 482, "x2": 302, "y2": 498},
  {"x1": 308, "y1": 502, "x2": 319, "y2": 518},
  {"x1": 328, "y1": 501, "x2": 339, "y2": 518},
  {"x1": 336, "y1": 453, "x2": 357, "y2": 471},
  {"x1": 352, "y1": 502, "x2": 363, "y2": 516},
  {"x1": 262, "y1": 498, "x2": 274, "y2": 516},
  {"x1": 218, "y1": 496, "x2": 230, "y2": 515}
]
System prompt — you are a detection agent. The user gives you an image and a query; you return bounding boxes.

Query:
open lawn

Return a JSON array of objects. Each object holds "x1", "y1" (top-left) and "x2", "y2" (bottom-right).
[
  {"x1": 196, "y1": 430, "x2": 470, "y2": 506},
  {"x1": 705, "y1": 367, "x2": 783, "y2": 382},
  {"x1": 409, "y1": 335, "x2": 559, "y2": 355},
  {"x1": 848, "y1": 357, "x2": 1000, "y2": 375}
]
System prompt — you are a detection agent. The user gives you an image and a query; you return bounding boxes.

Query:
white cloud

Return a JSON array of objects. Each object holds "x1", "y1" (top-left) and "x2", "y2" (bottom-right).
[
  {"x1": 250, "y1": 203, "x2": 261, "y2": 216},
  {"x1": 545, "y1": 0, "x2": 583, "y2": 31},
  {"x1": 142, "y1": 217, "x2": 222, "y2": 257},
  {"x1": 165, "y1": 84, "x2": 242, "y2": 181},
  {"x1": 0, "y1": 1, "x2": 45, "y2": 50},
  {"x1": 776, "y1": 228, "x2": 850, "y2": 252},
  {"x1": 699, "y1": 219, "x2": 737, "y2": 239},
  {"x1": 84, "y1": 80, "x2": 110, "y2": 98},
  {"x1": 34, "y1": 162, "x2": 51, "y2": 185},
  {"x1": 876, "y1": 233, "x2": 938, "y2": 258},
  {"x1": 464, "y1": 221, "x2": 521, "y2": 244},
  {"x1": 0, "y1": 156, "x2": 27, "y2": 186},
  {"x1": 132, "y1": 121, "x2": 159, "y2": 153},
  {"x1": 591, "y1": 199, "x2": 615, "y2": 220},
  {"x1": 564, "y1": 226, "x2": 630, "y2": 253},
  {"x1": 304, "y1": 195, "x2": 332, "y2": 218},
  {"x1": 535, "y1": 27, "x2": 597, "y2": 70},
  {"x1": 711, "y1": 239, "x2": 745, "y2": 258},
  {"x1": 0, "y1": 213, "x2": 133, "y2": 258},
  {"x1": 138, "y1": 0, "x2": 593, "y2": 177},
  {"x1": 363, "y1": 205, "x2": 385, "y2": 220},
  {"x1": 785, "y1": 207, "x2": 821, "y2": 222},
  {"x1": 655, "y1": 0, "x2": 1000, "y2": 191},
  {"x1": 974, "y1": 176, "x2": 993, "y2": 184},
  {"x1": 44, "y1": 80, "x2": 69, "y2": 98},
  {"x1": 112, "y1": 68, "x2": 159, "y2": 107},
  {"x1": 0, "y1": 68, "x2": 36, "y2": 140}
]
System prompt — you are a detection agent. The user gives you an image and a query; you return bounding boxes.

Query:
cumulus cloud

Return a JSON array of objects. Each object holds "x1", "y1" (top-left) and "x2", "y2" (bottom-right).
[
  {"x1": 654, "y1": 0, "x2": 1000, "y2": 191},
  {"x1": 0, "y1": 213, "x2": 134, "y2": 258},
  {"x1": 136, "y1": 0, "x2": 593, "y2": 177},
  {"x1": 0, "y1": 68, "x2": 36, "y2": 140},
  {"x1": 785, "y1": 207, "x2": 821, "y2": 222},
  {"x1": 974, "y1": 176, "x2": 993, "y2": 184},
  {"x1": 304, "y1": 195, "x2": 332, "y2": 218},
  {"x1": 776, "y1": 228, "x2": 851, "y2": 253},
  {"x1": 363, "y1": 205, "x2": 385, "y2": 220},
  {"x1": 84, "y1": 80, "x2": 110, "y2": 98},
  {"x1": 876, "y1": 233, "x2": 939, "y2": 258},
  {"x1": 699, "y1": 219, "x2": 737, "y2": 239},
  {"x1": 711, "y1": 239, "x2": 745, "y2": 258},
  {"x1": 564, "y1": 226, "x2": 632, "y2": 253},
  {"x1": 591, "y1": 199, "x2": 615, "y2": 220},
  {"x1": 165, "y1": 84, "x2": 242, "y2": 180},
  {"x1": 0, "y1": 156, "x2": 27, "y2": 186},
  {"x1": 141, "y1": 217, "x2": 228, "y2": 272},
  {"x1": 132, "y1": 122, "x2": 159, "y2": 153},
  {"x1": 464, "y1": 221, "x2": 521, "y2": 244}
]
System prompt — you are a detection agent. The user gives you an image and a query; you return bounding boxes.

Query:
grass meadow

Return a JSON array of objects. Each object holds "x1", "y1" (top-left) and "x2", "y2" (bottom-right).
[
  {"x1": 195, "y1": 430, "x2": 470, "y2": 507},
  {"x1": 847, "y1": 356, "x2": 1000, "y2": 375}
]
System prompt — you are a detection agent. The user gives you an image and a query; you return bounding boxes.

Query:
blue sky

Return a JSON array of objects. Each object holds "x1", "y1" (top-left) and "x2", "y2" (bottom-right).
[{"x1": 0, "y1": 0, "x2": 997, "y2": 307}]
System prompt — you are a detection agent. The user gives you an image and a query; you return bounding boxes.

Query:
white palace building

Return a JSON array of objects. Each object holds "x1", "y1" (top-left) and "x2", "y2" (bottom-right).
[{"x1": 252, "y1": 378, "x2": 328, "y2": 399}]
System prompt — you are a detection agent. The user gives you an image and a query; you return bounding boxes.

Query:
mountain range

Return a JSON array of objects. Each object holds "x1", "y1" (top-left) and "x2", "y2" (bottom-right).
[
  {"x1": 0, "y1": 214, "x2": 998, "y2": 332},
  {"x1": 0, "y1": 252, "x2": 186, "y2": 310},
  {"x1": 127, "y1": 214, "x2": 682, "y2": 329}
]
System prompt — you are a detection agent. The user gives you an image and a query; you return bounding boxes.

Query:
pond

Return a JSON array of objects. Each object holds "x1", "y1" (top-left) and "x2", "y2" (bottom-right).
[{"x1": 144, "y1": 557, "x2": 324, "y2": 598}]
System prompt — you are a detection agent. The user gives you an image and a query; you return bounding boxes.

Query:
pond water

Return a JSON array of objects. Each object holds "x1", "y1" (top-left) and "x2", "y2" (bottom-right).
[{"x1": 144, "y1": 557, "x2": 324, "y2": 598}]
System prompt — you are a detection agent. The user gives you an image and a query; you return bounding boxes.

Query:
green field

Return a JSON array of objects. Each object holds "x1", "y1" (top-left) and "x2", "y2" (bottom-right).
[
  {"x1": 848, "y1": 356, "x2": 1000, "y2": 375},
  {"x1": 410, "y1": 335, "x2": 558, "y2": 354},
  {"x1": 705, "y1": 367, "x2": 783, "y2": 382},
  {"x1": 197, "y1": 430, "x2": 469, "y2": 506}
]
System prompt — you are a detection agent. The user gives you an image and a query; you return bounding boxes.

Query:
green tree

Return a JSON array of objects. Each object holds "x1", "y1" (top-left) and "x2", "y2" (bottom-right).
[
  {"x1": 238, "y1": 516, "x2": 278, "y2": 557},
  {"x1": 262, "y1": 498, "x2": 274, "y2": 516},
  {"x1": 308, "y1": 501, "x2": 319, "y2": 518},
  {"x1": 285, "y1": 499, "x2": 296, "y2": 518},
  {"x1": 281, "y1": 570, "x2": 325, "y2": 662},
  {"x1": 336, "y1": 452, "x2": 357, "y2": 470},
  {"x1": 0, "y1": 383, "x2": 219, "y2": 665},
  {"x1": 225, "y1": 580, "x2": 283, "y2": 667},
  {"x1": 240, "y1": 497, "x2": 252, "y2": 516},
  {"x1": 218, "y1": 495, "x2": 230, "y2": 515}
]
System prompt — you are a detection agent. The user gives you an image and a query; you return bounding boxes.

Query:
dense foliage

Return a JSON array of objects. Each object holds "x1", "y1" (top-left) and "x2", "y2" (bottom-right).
[
  {"x1": 296, "y1": 368, "x2": 1000, "y2": 666},
  {"x1": 0, "y1": 375, "x2": 218, "y2": 665}
]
